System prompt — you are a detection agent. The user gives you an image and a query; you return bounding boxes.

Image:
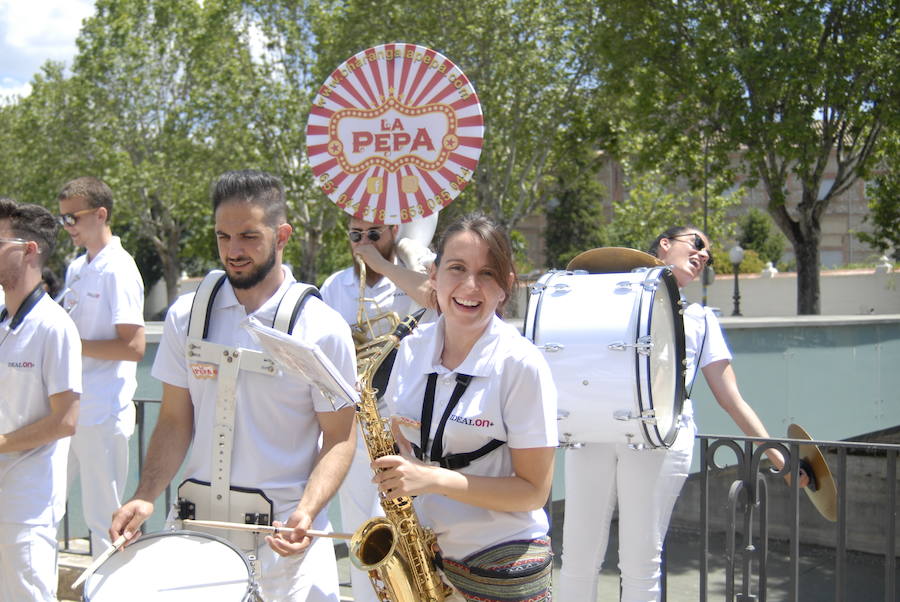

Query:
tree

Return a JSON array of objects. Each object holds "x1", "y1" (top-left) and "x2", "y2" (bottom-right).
[
  {"x1": 857, "y1": 130, "x2": 900, "y2": 262},
  {"x1": 739, "y1": 208, "x2": 787, "y2": 266},
  {"x1": 69, "y1": 0, "x2": 258, "y2": 303},
  {"x1": 589, "y1": 0, "x2": 897, "y2": 313}
]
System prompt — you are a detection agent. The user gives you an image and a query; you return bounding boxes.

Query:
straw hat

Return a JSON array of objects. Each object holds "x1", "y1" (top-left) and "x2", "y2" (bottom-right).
[
  {"x1": 787, "y1": 423, "x2": 837, "y2": 522},
  {"x1": 566, "y1": 247, "x2": 664, "y2": 274}
]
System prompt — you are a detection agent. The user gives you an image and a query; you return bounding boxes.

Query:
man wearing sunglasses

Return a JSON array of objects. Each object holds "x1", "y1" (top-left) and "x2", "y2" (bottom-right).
[
  {"x1": 319, "y1": 216, "x2": 434, "y2": 602},
  {"x1": 0, "y1": 198, "x2": 82, "y2": 601},
  {"x1": 56, "y1": 177, "x2": 146, "y2": 558}
]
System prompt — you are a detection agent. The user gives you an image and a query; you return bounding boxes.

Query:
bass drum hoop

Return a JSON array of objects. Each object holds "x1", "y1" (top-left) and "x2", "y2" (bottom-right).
[{"x1": 634, "y1": 266, "x2": 686, "y2": 448}]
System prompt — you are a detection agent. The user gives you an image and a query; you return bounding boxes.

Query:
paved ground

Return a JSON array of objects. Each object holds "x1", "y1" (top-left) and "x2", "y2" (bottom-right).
[{"x1": 61, "y1": 510, "x2": 896, "y2": 601}]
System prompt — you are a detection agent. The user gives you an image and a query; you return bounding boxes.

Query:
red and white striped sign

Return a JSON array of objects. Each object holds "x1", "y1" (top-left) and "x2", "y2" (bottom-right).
[{"x1": 307, "y1": 43, "x2": 484, "y2": 224}]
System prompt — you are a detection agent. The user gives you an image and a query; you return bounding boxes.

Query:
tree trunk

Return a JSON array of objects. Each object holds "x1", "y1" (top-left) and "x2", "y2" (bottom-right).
[{"x1": 793, "y1": 235, "x2": 821, "y2": 315}]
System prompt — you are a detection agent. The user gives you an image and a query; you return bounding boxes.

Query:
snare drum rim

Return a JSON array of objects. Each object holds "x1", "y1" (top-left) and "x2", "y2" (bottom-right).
[
  {"x1": 634, "y1": 267, "x2": 686, "y2": 448},
  {"x1": 82, "y1": 529, "x2": 254, "y2": 602}
]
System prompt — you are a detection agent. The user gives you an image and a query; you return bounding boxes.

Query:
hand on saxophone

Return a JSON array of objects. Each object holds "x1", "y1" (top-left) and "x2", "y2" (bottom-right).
[
  {"x1": 266, "y1": 508, "x2": 314, "y2": 557},
  {"x1": 372, "y1": 454, "x2": 439, "y2": 499}
]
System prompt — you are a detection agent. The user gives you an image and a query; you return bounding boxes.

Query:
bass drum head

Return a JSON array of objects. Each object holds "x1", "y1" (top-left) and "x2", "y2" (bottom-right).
[
  {"x1": 638, "y1": 267, "x2": 686, "y2": 447},
  {"x1": 83, "y1": 530, "x2": 253, "y2": 601}
]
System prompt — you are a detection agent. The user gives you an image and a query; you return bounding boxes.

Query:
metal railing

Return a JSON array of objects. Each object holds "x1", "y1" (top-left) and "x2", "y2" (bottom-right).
[
  {"x1": 692, "y1": 433, "x2": 898, "y2": 602},
  {"x1": 61, "y1": 398, "x2": 167, "y2": 554},
  {"x1": 62, "y1": 400, "x2": 899, "y2": 602}
]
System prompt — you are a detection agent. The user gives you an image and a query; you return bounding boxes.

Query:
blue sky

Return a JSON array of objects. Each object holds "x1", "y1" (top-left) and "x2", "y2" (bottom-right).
[{"x1": 0, "y1": 0, "x2": 96, "y2": 100}]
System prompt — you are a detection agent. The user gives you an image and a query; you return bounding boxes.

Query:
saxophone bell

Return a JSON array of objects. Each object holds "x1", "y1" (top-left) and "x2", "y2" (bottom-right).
[{"x1": 350, "y1": 517, "x2": 418, "y2": 601}]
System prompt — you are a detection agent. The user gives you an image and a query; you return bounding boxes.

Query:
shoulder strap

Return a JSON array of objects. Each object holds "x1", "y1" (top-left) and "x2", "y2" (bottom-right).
[
  {"x1": 188, "y1": 270, "x2": 227, "y2": 340},
  {"x1": 273, "y1": 283, "x2": 321, "y2": 335},
  {"x1": 188, "y1": 271, "x2": 321, "y2": 339},
  {"x1": 687, "y1": 308, "x2": 710, "y2": 398},
  {"x1": 413, "y1": 373, "x2": 506, "y2": 470}
]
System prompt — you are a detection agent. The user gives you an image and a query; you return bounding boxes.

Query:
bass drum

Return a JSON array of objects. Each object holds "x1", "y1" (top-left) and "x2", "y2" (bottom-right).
[
  {"x1": 524, "y1": 267, "x2": 686, "y2": 449},
  {"x1": 83, "y1": 530, "x2": 256, "y2": 601}
]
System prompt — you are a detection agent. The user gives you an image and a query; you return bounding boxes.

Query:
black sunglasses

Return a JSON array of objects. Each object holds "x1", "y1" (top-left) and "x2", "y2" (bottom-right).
[
  {"x1": 669, "y1": 233, "x2": 714, "y2": 266},
  {"x1": 57, "y1": 208, "x2": 99, "y2": 227},
  {"x1": 348, "y1": 227, "x2": 386, "y2": 243}
]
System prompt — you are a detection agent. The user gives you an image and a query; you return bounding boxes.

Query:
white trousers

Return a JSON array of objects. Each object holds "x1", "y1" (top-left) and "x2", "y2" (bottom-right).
[
  {"x1": 337, "y1": 429, "x2": 384, "y2": 602},
  {"x1": 255, "y1": 529, "x2": 340, "y2": 602},
  {"x1": 68, "y1": 401, "x2": 135, "y2": 556},
  {"x1": 557, "y1": 422, "x2": 694, "y2": 602},
  {"x1": 0, "y1": 522, "x2": 59, "y2": 602}
]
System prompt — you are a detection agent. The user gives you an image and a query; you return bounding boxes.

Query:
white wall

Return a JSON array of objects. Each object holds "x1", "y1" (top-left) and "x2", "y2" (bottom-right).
[{"x1": 682, "y1": 268, "x2": 899, "y2": 317}]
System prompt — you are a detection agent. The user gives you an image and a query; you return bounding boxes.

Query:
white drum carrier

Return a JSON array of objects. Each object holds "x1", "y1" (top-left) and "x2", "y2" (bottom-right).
[{"x1": 524, "y1": 267, "x2": 686, "y2": 449}]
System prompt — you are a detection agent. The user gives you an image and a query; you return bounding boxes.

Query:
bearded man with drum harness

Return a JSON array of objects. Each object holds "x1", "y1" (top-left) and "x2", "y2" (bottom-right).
[
  {"x1": 554, "y1": 227, "x2": 810, "y2": 602},
  {"x1": 110, "y1": 170, "x2": 357, "y2": 601}
]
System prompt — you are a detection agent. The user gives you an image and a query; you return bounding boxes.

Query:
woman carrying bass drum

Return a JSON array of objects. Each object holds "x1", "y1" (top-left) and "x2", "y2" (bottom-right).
[{"x1": 555, "y1": 231, "x2": 810, "y2": 601}]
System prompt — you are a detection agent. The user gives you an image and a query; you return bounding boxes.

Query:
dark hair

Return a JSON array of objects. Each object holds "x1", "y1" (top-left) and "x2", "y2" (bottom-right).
[
  {"x1": 0, "y1": 197, "x2": 59, "y2": 267},
  {"x1": 41, "y1": 267, "x2": 63, "y2": 299},
  {"x1": 648, "y1": 225, "x2": 704, "y2": 257},
  {"x1": 211, "y1": 170, "x2": 286, "y2": 227},
  {"x1": 433, "y1": 213, "x2": 516, "y2": 318},
  {"x1": 58, "y1": 176, "x2": 114, "y2": 221}
]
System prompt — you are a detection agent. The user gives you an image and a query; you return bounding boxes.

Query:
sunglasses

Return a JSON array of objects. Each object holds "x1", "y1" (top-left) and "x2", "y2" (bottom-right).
[
  {"x1": 348, "y1": 227, "x2": 387, "y2": 243},
  {"x1": 669, "y1": 233, "x2": 714, "y2": 266},
  {"x1": 57, "y1": 207, "x2": 99, "y2": 227}
]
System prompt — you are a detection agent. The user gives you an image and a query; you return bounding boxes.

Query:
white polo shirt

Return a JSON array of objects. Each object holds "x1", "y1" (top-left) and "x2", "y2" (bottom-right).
[
  {"x1": 681, "y1": 302, "x2": 733, "y2": 424},
  {"x1": 65, "y1": 236, "x2": 144, "y2": 424},
  {"x1": 0, "y1": 293, "x2": 82, "y2": 525},
  {"x1": 320, "y1": 261, "x2": 421, "y2": 338},
  {"x1": 384, "y1": 315, "x2": 558, "y2": 560},
  {"x1": 151, "y1": 266, "x2": 356, "y2": 517}
]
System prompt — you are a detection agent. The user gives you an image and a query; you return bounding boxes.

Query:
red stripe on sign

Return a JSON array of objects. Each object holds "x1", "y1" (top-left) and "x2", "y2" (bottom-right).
[
  {"x1": 311, "y1": 157, "x2": 338, "y2": 178},
  {"x1": 398, "y1": 45, "x2": 415, "y2": 101},
  {"x1": 456, "y1": 114, "x2": 484, "y2": 128},
  {"x1": 457, "y1": 136, "x2": 484, "y2": 150},
  {"x1": 307, "y1": 124, "x2": 328, "y2": 136},
  {"x1": 310, "y1": 105, "x2": 334, "y2": 119},
  {"x1": 450, "y1": 94, "x2": 480, "y2": 112},
  {"x1": 410, "y1": 49, "x2": 443, "y2": 106},
  {"x1": 368, "y1": 49, "x2": 386, "y2": 100},
  {"x1": 448, "y1": 152, "x2": 479, "y2": 172}
]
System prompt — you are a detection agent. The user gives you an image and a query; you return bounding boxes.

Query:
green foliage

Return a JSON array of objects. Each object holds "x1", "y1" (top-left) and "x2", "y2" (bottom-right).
[
  {"x1": 712, "y1": 247, "x2": 765, "y2": 274},
  {"x1": 604, "y1": 161, "x2": 739, "y2": 256},
  {"x1": 589, "y1": 0, "x2": 897, "y2": 313},
  {"x1": 544, "y1": 140, "x2": 608, "y2": 269},
  {"x1": 738, "y1": 208, "x2": 787, "y2": 265},
  {"x1": 857, "y1": 131, "x2": 900, "y2": 261}
]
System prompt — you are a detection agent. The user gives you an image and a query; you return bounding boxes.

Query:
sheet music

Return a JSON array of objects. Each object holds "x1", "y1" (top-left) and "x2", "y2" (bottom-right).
[{"x1": 242, "y1": 317, "x2": 360, "y2": 408}]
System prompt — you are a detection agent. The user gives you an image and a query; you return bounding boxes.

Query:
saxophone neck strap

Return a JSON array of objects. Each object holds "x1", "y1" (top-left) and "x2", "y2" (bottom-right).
[{"x1": 414, "y1": 372, "x2": 504, "y2": 470}]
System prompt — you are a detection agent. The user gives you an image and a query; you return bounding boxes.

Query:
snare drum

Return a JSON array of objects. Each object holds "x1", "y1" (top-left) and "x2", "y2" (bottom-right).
[
  {"x1": 83, "y1": 530, "x2": 256, "y2": 601},
  {"x1": 524, "y1": 267, "x2": 686, "y2": 448}
]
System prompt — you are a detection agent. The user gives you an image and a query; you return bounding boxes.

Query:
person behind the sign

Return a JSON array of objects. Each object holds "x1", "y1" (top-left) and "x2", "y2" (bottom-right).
[
  {"x1": 371, "y1": 213, "x2": 557, "y2": 602},
  {"x1": 557, "y1": 225, "x2": 808, "y2": 602},
  {"x1": 320, "y1": 215, "x2": 433, "y2": 602},
  {"x1": 0, "y1": 198, "x2": 81, "y2": 601},
  {"x1": 109, "y1": 170, "x2": 357, "y2": 601}
]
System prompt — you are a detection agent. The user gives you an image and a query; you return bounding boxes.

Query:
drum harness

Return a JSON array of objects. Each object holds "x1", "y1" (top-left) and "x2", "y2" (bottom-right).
[
  {"x1": 411, "y1": 373, "x2": 505, "y2": 470},
  {"x1": 177, "y1": 270, "x2": 320, "y2": 547}
]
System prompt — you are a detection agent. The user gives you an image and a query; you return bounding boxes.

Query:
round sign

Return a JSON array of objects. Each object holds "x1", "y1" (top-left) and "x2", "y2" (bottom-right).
[{"x1": 306, "y1": 43, "x2": 484, "y2": 224}]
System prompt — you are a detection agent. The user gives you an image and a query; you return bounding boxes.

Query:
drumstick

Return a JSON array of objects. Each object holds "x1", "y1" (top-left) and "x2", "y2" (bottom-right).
[
  {"x1": 182, "y1": 519, "x2": 353, "y2": 540},
  {"x1": 72, "y1": 534, "x2": 127, "y2": 589}
]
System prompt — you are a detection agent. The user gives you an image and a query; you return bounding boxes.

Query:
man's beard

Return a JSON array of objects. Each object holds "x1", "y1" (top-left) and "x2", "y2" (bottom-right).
[{"x1": 226, "y1": 244, "x2": 278, "y2": 290}]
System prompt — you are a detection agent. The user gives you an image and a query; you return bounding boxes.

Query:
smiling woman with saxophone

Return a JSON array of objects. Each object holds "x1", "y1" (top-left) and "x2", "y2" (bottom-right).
[{"x1": 369, "y1": 214, "x2": 558, "y2": 602}]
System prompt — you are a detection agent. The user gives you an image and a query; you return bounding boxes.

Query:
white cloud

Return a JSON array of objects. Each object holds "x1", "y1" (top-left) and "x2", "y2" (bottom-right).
[{"x1": 0, "y1": 0, "x2": 96, "y2": 97}]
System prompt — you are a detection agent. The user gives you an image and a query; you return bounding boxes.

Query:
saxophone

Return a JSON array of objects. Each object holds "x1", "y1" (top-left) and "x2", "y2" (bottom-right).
[{"x1": 349, "y1": 257, "x2": 452, "y2": 602}]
